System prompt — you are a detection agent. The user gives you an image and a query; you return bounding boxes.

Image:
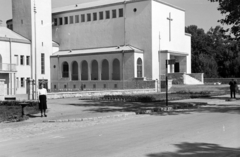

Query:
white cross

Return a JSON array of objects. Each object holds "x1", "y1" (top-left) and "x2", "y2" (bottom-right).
[{"x1": 167, "y1": 13, "x2": 173, "y2": 41}]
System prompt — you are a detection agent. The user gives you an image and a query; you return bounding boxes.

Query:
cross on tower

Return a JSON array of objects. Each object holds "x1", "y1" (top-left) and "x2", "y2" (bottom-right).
[{"x1": 167, "y1": 12, "x2": 173, "y2": 41}]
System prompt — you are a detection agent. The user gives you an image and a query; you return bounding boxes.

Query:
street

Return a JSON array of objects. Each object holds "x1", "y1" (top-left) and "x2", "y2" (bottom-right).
[{"x1": 0, "y1": 101, "x2": 240, "y2": 157}]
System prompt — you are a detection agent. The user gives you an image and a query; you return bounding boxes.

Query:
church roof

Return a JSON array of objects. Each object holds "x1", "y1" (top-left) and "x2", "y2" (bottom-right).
[
  {"x1": 51, "y1": 45, "x2": 143, "y2": 57},
  {"x1": 0, "y1": 27, "x2": 30, "y2": 44},
  {"x1": 52, "y1": 0, "x2": 184, "y2": 14}
]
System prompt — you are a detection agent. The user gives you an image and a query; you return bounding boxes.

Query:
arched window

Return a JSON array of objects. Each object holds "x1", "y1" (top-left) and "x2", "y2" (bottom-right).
[
  {"x1": 102, "y1": 59, "x2": 109, "y2": 80},
  {"x1": 112, "y1": 59, "x2": 120, "y2": 80},
  {"x1": 81, "y1": 60, "x2": 88, "y2": 80},
  {"x1": 72, "y1": 61, "x2": 78, "y2": 80},
  {"x1": 62, "y1": 62, "x2": 69, "y2": 78},
  {"x1": 91, "y1": 60, "x2": 98, "y2": 80},
  {"x1": 137, "y1": 58, "x2": 142, "y2": 78}
]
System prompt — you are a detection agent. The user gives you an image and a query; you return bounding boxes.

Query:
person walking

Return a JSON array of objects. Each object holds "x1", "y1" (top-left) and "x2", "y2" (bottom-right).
[
  {"x1": 38, "y1": 84, "x2": 48, "y2": 117},
  {"x1": 229, "y1": 79, "x2": 237, "y2": 99}
]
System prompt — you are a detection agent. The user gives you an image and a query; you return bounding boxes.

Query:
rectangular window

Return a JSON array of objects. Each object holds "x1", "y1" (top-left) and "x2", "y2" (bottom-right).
[
  {"x1": 93, "y1": 12, "x2": 97, "y2": 21},
  {"x1": 41, "y1": 20, "x2": 43, "y2": 25},
  {"x1": 54, "y1": 18, "x2": 58, "y2": 26},
  {"x1": 14, "y1": 55, "x2": 18, "y2": 65},
  {"x1": 21, "y1": 78, "x2": 24, "y2": 87},
  {"x1": 119, "y1": 8, "x2": 124, "y2": 17},
  {"x1": 81, "y1": 14, "x2": 85, "y2": 22},
  {"x1": 106, "y1": 10, "x2": 110, "y2": 19},
  {"x1": 20, "y1": 55, "x2": 24, "y2": 65},
  {"x1": 99, "y1": 11, "x2": 103, "y2": 20},
  {"x1": 26, "y1": 56, "x2": 30, "y2": 65},
  {"x1": 87, "y1": 13, "x2": 91, "y2": 21},
  {"x1": 59, "y1": 17, "x2": 63, "y2": 25},
  {"x1": 41, "y1": 53, "x2": 45, "y2": 74},
  {"x1": 70, "y1": 16, "x2": 74, "y2": 24},
  {"x1": 64, "y1": 17, "x2": 68, "y2": 24},
  {"x1": 21, "y1": 19, "x2": 23, "y2": 24},
  {"x1": 75, "y1": 15, "x2": 79, "y2": 23},
  {"x1": 112, "y1": 10, "x2": 116, "y2": 18}
]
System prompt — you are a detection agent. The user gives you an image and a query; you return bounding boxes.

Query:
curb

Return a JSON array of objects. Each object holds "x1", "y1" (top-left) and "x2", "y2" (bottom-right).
[
  {"x1": 135, "y1": 102, "x2": 208, "y2": 114},
  {"x1": 43, "y1": 112, "x2": 136, "y2": 123}
]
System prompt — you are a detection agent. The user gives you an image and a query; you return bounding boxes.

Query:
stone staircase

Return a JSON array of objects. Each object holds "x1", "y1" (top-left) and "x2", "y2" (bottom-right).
[{"x1": 163, "y1": 73, "x2": 204, "y2": 85}]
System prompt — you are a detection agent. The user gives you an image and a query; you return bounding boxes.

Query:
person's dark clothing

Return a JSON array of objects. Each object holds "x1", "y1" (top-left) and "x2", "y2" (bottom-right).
[
  {"x1": 229, "y1": 80, "x2": 237, "y2": 98},
  {"x1": 39, "y1": 95, "x2": 47, "y2": 110}
]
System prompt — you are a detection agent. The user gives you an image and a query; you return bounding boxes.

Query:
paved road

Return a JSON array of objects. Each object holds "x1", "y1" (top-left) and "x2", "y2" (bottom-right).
[
  {"x1": 0, "y1": 95, "x2": 240, "y2": 157},
  {"x1": 0, "y1": 99, "x2": 240, "y2": 157}
]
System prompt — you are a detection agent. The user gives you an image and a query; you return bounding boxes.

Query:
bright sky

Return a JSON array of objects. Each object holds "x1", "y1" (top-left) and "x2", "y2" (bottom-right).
[{"x1": 0, "y1": 0, "x2": 225, "y2": 32}]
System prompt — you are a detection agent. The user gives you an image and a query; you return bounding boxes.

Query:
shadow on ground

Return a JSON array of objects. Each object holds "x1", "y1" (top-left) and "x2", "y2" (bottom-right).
[
  {"x1": 146, "y1": 142, "x2": 240, "y2": 157},
  {"x1": 65, "y1": 99, "x2": 240, "y2": 115}
]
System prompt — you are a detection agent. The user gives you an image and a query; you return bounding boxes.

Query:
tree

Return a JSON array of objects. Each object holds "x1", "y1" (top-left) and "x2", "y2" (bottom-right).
[{"x1": 209, "y1": 0, "x2": 240, "y2": 40}]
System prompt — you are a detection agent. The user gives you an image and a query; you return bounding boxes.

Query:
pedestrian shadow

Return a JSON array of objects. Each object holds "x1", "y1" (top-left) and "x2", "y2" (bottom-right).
[{"x1": 146, "y1": 142, "x2": 240, "y2": 157}]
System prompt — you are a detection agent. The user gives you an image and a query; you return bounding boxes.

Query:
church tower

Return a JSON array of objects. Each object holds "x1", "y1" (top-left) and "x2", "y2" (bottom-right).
[{"x1": 12, "y1": 0, "x2": 52, "y2": 91}]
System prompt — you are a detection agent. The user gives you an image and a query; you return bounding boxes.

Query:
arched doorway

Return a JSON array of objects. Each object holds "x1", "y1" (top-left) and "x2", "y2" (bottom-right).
[
  {"x1": 102, "y1": 59, "x2": 109, "y2": 80},
  {"x1": 72, "y1": 61, "x2": 78, "y2": 80},
  {"x1": 81, "y1": 60, "x2": 88, "y2": 80},
  {"x1": 112, "y1": 59, "x2": 120, "y2": 80},
  {"x1": 91, "y1": 60, "x2": 98, "y2": 80},
  {"x1": 137, "y1": 58, "x2": 142, "y2": 78},
  {"x1": 62, "y1": 62, "x2": 69, "y2": 78}
]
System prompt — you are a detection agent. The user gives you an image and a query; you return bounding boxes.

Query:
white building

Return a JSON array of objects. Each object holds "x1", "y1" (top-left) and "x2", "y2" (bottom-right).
[
  {"x1": 50, "y1": 0, "x2": 191, "y2": 91},
  {"x1": 0, "y1": 0, "x2": 194, "y2": 96}
]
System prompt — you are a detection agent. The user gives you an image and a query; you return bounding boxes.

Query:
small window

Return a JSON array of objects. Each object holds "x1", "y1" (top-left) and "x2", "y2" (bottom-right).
[
  {"x1": 93, "y1": 84, "x2": 96, "y2": 89},
  {"x1": 14, "y1": 55, "x2": 18, "y2": 65},
  {"x1": 73, "y1": 85, "x2": 76, "y2": 88},
  {"x1": 99, "y1": 11, "x2": 103, "y2": 20},
  {"x1": 81, "y1": 14, "x2": 85, "y2": 22},
  {"x1": 41, "y1": 53, "x2": 45, "y2": 74},
  {"x1": 114, "y1": 84, "x2": 118, "y2": 88},
  {"x1": 119, "y1": 8, "x2": 124, "y2": 17},
  {"x1": 42, "y1": 42, "x2": 44, "y2": 46},
  {"x1": 70, "y1": 16, "x2": 74, "y2": 24},
  {"x1": 93, "y1": 12, "x2": 97, "y2": 21},
  {"x1": 59, "y1": 17, "x2": 63, "y2": 25},
  {"x1": 64, "y1": 17, "x2": 68, "y2": 24},
  {"x1": 54, "y1": 18, "x2": 58, "y2": 26},
  {"x1": 64, "y1": 85, "x2": 67, "y2": 88},
  {"x1": 106, "y1": 10, "x2": 110, "y2": 19},
  {"x1": 112, "y1": 10, "x2": 116, "y2": 18},
  {"x1": 41, "y1": 20, "x2": 43, "y2": 25},
  {"x1": 26, "y1": 56, "x2": 30, "y2": 65},
  {"x1": 21, "y1": 19, "x2": 23, "y2": 24},
  {"x1": 75, "y1": 15, "x2": 79, "y2": 23},
  {"x1": 54, "y1": 85, "x2": 57, "y2": 89},
  {"x1": 87, "y1": 13, "x2": 91, "y2": 21},
  {"x1": 20, "y1": 55, "x2": 24, "y2": 65},
  {"x1": 21, "y1": 78, "x2": 25, "y2": 87},
  {"x1": 104, "y1": 84, "x2": 107, "y2": 88},
  {"x1": 137, "y1": 58, "x2": 143, "y2": 78}
]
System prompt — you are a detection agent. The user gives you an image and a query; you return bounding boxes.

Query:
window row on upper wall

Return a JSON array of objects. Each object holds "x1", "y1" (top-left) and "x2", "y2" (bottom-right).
[{"x1": 53, "y1": 8, "x2": 124, "y2": 26}]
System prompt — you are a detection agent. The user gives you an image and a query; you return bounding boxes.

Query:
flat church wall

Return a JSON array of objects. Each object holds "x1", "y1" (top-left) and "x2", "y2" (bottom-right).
[
  {"x1": 52, "y1": 4, "x2": 125, "y2": 51},
  {"x1": 125, "y1": 1, "x2": 153, "y2": 80}
]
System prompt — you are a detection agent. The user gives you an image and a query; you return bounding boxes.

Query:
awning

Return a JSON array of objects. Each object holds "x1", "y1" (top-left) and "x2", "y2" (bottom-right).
[{"x1": 161, "y1": 50, "x2": 189, "y2": 56}]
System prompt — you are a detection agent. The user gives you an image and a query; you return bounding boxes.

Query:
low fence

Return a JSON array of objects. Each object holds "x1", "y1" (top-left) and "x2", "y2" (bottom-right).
[
  {"x1": 204, "y1": 78, "x2": 240, "y2": 84},
  {"x1": 51, "y1": 80, "x2": 156, "y2": 93}
]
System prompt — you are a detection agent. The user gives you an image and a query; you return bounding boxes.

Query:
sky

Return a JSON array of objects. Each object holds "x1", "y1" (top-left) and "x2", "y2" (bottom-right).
[{"x1": 0, "y1": 0, "x2": 225, "y2": 32}]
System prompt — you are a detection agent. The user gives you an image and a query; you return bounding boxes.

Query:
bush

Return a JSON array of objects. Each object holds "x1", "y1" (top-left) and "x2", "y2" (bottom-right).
[
  {"x1": 0, "y1": 100, "x2": 39, "y2": 123},
  {"x1": 101, "y1": 95, "x2": 156, "y2": 102}
]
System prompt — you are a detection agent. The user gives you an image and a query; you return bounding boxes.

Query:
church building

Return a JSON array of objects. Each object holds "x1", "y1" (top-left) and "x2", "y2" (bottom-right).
[
  {"x1": 0, "y1": 0, "x2": 192, "y2": 96},
  {"x1": 50, "y1": 0, "x2": 191, "y2": 91}
]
